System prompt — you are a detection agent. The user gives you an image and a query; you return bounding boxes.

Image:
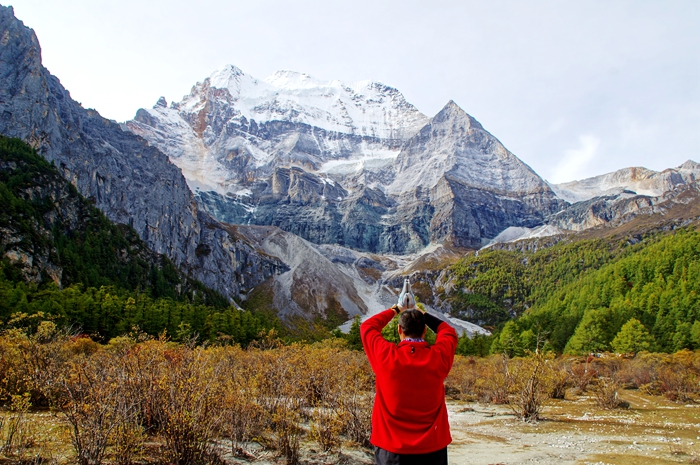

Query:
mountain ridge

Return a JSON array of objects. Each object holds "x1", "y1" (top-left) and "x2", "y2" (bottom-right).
[
  {"x1": 128, "y1": 66, "x2": 566, "y2": 253},
  {"x1": 2, "y1": 4, "x2": 697, "y2": 334}
]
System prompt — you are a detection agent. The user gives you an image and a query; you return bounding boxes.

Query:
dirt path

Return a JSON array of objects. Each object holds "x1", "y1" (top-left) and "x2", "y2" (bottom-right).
[{"x1": 446, "y1": 391, "x2": 700, "y2": 465}]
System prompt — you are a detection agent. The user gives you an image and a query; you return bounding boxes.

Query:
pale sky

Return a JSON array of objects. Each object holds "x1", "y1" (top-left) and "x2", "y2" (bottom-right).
[{"x1": 7, "y1": 0, "x2": 700, "y2": 183}]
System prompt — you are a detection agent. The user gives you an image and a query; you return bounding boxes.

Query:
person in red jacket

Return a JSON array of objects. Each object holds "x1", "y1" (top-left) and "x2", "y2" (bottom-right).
[{"x1": 361, "y1": 280, "x2": 458, "y2": 465}]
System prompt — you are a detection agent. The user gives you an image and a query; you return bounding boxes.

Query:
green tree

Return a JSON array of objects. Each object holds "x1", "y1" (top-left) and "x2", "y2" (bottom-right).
[
  {"x1": 691, "y1": 321, "x2": 700, "y2": 349},
  {"x1": 346, "y1": 315, "x2": 363, "y2": 351},
  {"x1": 381, "y1": 315, "x2": 400, "y2": 344},
  {"x1": 564, "y1": 309, "x2": 612, "y2": 355},
  {"x1": 490, "y1": 321, "x2": 523, "y2": 357},
  {"x1": 611, "y1": 318, "x2": 655, "y2": 354}
]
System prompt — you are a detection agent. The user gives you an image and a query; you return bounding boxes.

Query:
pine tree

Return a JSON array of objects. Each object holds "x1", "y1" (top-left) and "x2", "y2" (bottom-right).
[
  {"x1": 564, "y1": 309, "x2": 611, "y2": 355},
  {"x1": 346, "y1": 315, "x2": 363, "y2": 350},
  {"x1": 491, "y1": 321, "x2": 523, "y2": 357},
  {"x1": 691, "y1": 321, "x2": 700, "y2": 349},
  {"x1": 611, "y1": 318, "x2": 655, "y2": 354}
]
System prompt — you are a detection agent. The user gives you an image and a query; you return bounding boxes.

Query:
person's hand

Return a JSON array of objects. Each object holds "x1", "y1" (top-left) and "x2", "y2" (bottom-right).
[{"x1": 390, "y1": 304, "x2": 401, "y2": 314}]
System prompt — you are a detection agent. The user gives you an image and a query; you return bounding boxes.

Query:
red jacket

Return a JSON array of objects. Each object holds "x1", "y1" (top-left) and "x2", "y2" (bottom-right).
[{"x1": 361, "y1": 309, "x2": 458, "y2": 454}]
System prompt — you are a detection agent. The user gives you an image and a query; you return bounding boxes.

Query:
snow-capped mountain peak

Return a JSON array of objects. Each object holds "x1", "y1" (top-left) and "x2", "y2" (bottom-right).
[
  {"x1": 127, "y1": 68, "x2": 562, "y2": 253},
  {"x1": 389, "y1": 100, "x2": 549, "y2": 195},
  {"x1": 174, "y1": 64, "x2": 428, "y2": 140}
]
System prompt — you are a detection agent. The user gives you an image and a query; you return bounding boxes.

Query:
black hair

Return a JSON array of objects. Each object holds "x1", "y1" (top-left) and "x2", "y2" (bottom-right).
[{"x1": 399, "y1": 310, "x2": 426, "y2": 338}]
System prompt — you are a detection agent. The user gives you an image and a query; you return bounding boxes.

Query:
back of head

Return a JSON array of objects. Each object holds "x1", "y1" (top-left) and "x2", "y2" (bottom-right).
[{"x1": 399, "y1": 310, "x2": 426, "y2": 338}]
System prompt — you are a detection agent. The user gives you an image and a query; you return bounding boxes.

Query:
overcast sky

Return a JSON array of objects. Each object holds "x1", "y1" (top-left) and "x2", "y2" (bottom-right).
[{"x1": 8, "y1": 0, "x2": 700, "y2": 183}]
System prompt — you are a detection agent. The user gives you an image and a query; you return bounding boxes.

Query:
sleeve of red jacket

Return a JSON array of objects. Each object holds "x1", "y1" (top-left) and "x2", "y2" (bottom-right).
[
  {"x1": 360, "y1": 309, "x2": 397, "y2": 370},
  {"x1": 427, "y1": 313, "x2": 458, "y2": 377}
]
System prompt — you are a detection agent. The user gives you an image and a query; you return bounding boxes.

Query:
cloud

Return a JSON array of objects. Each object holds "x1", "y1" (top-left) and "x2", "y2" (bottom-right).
[{"x1": 550, "y1": 135, "x2": 601, "y2": 183}]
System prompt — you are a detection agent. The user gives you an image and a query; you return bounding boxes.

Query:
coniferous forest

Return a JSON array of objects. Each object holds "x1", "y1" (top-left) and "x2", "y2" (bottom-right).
[{"x1": 0, "y1": 136, "x2": 282, "y2": 345}]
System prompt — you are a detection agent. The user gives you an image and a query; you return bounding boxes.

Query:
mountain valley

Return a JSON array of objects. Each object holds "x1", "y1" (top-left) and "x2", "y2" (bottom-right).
[{"x1": 0, "y1": 5, "x2": 698, "y2": 338}]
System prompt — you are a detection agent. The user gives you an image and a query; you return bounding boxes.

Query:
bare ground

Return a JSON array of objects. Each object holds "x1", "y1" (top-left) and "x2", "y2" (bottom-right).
[{"x1": 446, "y1": 390, "x2": 700, "y2": 465}]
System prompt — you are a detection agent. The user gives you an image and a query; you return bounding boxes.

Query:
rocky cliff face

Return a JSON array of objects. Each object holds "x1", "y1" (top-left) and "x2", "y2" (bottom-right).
[
  {"x1": 550, "y1": 161, "x2": 700, "y2": 204},
  {"x1": 128, "y1": 68, "x2": 565, "y2": 253},
  {"x1": 0, "y1": 6, "x2": 285, "y2": 302},
  {"x1": 547, "y1": 179, "x2": 700, "y2": 232}
]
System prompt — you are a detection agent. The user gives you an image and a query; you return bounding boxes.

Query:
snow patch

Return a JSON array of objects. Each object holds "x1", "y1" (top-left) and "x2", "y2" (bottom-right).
[
  {"x1": 186, "y1": 65, "x2": 428, "y2": 140},
  {"x1": 482, "y1": 225, "x2": 562, "y2": 248},
  {"x1": 319, "y1": 148, "x2": 400, "y2": 175}
]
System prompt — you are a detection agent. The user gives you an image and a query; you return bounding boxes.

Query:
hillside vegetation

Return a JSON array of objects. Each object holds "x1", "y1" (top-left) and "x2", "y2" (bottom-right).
[
  {"x1": 449, "y1": 228, "x2": 700, "y2": 355},
  {"x1": 0, "y1": 136, "x2": 280, "y2": 344}
]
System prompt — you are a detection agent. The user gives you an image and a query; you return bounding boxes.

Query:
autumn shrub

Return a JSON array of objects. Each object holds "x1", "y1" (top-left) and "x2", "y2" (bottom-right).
[
  {"x1": 305, "y1": 346, "x2": 348, "y2": 453},
  {"x1": 310, "y1": 408, "x2": 344, "y2": 453},
  {"x1": 150, "y1": 344, "x2": 227, "y2": 465},
  {"x1": 592, "y1": 376, "x2": 626, "y2": 409},
  {"x1": 445, "y1": 356, "x2": 480, "y2": 400},
  {"x1": 300, "y1": 343, "x2": 373, "y2": 451},
  {"x1": 0, "y1": 393, "x2": 33, "y2": 458},
  {"x1": 271, "y1": 347, "x2": 307, "y2": 465},
  {"x1": 218, "y1": 348, "x2": 267, "y2": 455},
  {"x1": 247, "y1": 346, "x2": 307, "y2": 465},
  {"x1": 617, "y1": 352, "x2": 658, "y2": 389},
  {"x1": 478, "y1": 355, "x2": 512, "y2": 404},
  {"x1": 328, "y1": 350, "x2": 373, "y2": 448},
  {"x1": 115, "y1": 337, "x2": 167, "y2": 434},
  {"x1": 507, "y1": 352, "x2": 557, "y2": 422},
  {"x1": 0, "y1": 329, "x2": 30, "y2": 403},
  {"x1": 548, "y1": 358, "x2": 572, "y2": 399},
  {"x1": 657, "y1": 363, "x2": 694, "y2": 402},
  {"x1": 569, "y1": 358, "x2": 597, "y2": 392},
  {"x1": 0, "y1": 322, "x2": 68, "y2": 407},
  {"x1": 47, "y1": 351, "x2": 128, "y2": 465}
]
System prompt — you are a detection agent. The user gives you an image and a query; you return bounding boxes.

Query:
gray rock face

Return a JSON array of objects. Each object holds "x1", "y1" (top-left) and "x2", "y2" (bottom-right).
[
  {"x1": 0, "y1": 6, "x2": 285, "y2": 301},
  {"x1": 547, "y1": 180, "x2": 700, "y2": 231},
  {"x1": 550, "y1": 161, "x2": 700, "y2": 204}
]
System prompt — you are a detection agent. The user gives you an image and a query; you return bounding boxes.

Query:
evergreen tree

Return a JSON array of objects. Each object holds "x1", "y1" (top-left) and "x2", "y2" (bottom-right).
[
  {"x1": 564, "y1": 309, "x2": 612, "y2": 355},
  {"x1": 381, "y1": 314, "x2": 400, "y2": 344},
  {"x1": 611, "y1": 318, "x2": 655, "y2": 354},
  {"x1": 691, "y1": 321, "x2": 700, "y2": 349},
  {"x1": 490, "y1": 321, "x2": 523, "y2": 357},
  {"x1": 346, "y1": 314, "x2": 363, "y2": 350}
]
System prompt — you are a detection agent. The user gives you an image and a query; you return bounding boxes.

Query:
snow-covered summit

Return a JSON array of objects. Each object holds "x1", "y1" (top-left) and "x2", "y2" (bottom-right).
[
  {"x1": 125, "y1": 68, "x2": 558, "y2": 253},
  {"x1": 177, "y1": 64, "x2": 428, "y2": 140}
]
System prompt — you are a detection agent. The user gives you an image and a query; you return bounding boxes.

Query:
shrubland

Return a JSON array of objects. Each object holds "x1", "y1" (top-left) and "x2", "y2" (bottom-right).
[
  {"x1": 0, "y1": 321, "x2": 699, "y2": 464},
  {"x1": 0, "y1": 327, "x2": 374, "y2": 464}
]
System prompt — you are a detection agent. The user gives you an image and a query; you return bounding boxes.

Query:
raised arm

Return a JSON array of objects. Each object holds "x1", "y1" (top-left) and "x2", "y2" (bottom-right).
[
  {"x1": 424, "y1": 312, "x2": 458, "y2": 374},
  {"x1": 360, "y1": 308, "x2": 397, "y2": 369}
]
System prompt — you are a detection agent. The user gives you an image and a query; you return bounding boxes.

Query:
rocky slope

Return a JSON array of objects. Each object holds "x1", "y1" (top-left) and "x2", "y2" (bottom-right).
[
  {"x1": 0, "y1": 6, "x2": 284, "y2": 303},
  {"x1": 127, "y1": 68, "x2": 565, "y2": 253},
  {"x1": 550, "y1": 161, "x2": 699, "y2": 204},
  {"x1": 0, "y1": 135, "x2": 231, "y2": 305},
  {"x1": 547, "y1": 178, "x2": 700, "y2": 232}
]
